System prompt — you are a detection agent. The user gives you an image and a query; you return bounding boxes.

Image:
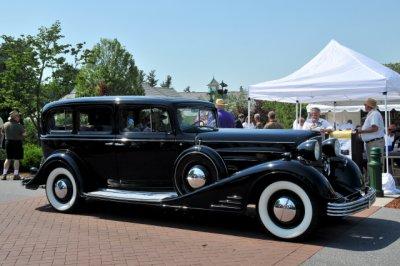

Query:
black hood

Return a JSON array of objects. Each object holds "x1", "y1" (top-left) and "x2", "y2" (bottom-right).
[{"x1": 197, "y1": 128, "x2": 319, "y2": 146}]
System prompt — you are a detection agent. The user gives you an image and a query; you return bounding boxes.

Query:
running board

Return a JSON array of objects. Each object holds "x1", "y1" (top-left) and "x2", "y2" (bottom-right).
[{"x1": 84, "y1": 189, "x2": 178, "y2": 203}]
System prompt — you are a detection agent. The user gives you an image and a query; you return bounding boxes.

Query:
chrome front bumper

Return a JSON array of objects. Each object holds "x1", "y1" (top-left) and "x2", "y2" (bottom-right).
[{"x1": 326, "y1": 187, "x2": 376, "y2": 216}]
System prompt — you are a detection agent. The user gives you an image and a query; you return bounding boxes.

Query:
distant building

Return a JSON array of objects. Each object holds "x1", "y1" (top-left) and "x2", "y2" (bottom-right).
[{"x1": 142, "y1": 83, "x2": 181, "y2": 97}]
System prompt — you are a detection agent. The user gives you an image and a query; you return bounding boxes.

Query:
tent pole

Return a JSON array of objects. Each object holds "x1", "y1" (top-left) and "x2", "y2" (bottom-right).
[
  {"x1": 295, "y1": 100, "x2": 299, "y2": 128},
  {"x1": 384, "y1": 92, "x2": 389, "y2": 173},
  {"x1": 333, "y1": 101, "x2": 337, "y2": 130},
  {"x1": 247, "y1": 97, "x2": 251, "y2": 127},
  {"x1": 299, "y1": 102, "x2": 302, "y2": 122}
]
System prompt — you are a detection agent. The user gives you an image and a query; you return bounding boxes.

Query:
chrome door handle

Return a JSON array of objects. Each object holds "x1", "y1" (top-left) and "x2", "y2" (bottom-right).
[{"x1": 104, "y1": 142, "x2": 114, "y2": 146}]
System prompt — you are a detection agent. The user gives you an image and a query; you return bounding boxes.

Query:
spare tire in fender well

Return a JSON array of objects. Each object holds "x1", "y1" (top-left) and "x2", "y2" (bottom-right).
[{"x1": 174, "y1": 145, "x2": 228, "y2": 194}]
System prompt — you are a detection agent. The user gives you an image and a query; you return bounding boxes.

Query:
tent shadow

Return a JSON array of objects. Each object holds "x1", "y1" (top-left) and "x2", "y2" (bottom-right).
[
  {"x1": 311, "y1": 214, "x2": 400, "y2": 251},
  {"x1": 36, "y1": 200, "x2": 400, "y2": 251}
]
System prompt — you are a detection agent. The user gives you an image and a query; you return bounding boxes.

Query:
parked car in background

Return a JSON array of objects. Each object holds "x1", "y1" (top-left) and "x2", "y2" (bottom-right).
[{"x1": 24, "y1": 96, "x2": 376, "y2": 240}]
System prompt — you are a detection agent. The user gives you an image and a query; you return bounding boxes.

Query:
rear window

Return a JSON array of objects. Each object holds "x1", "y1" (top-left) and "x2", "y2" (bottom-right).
[
  {"x1": 77, "y1": 106, "x2": 113, "y2": 134},
  {"x1": 46, "y1": 109, "x2": 73, "y2": 134}
]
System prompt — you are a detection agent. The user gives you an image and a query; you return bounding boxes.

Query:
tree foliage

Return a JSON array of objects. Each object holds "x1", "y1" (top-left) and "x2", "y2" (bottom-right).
[
  {"x1": 0, "y1": 21, "x2": 85, "y2": 136},
  {"x1": 75, "y1": 38, "x2": 144, "y2": 96},
  {"x1": 385, "y1": 62, "x2": 400, "y2": 74},
  {"x1": 160, "y1": 75, "x2": 172, "y2": 88},
  {"x1": 146, "y1": 70, "x2": 158, "y2": 87}
]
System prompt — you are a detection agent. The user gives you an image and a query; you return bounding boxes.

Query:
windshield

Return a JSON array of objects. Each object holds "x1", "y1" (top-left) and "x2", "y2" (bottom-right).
[{"x1": 177, "y1": 107, "x2": 217, "y2": 131}]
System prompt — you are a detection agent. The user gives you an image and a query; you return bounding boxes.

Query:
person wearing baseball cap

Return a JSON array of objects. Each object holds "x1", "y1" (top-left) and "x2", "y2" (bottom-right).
[
  {"x1": 215, "y1": 99, "x2": 235, "y2": 128},
  {"x1": 356, "y1": 98, "x2": 385, "y2": 162}
]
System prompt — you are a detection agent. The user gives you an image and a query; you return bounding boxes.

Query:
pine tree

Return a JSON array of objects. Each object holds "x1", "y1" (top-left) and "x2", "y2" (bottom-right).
[
  {"x1": 146, "y1": 70, "x2": 158, "y2": 87},
  {"x1": 160, "y1": 75, "x2": 172, "y2": 88}
]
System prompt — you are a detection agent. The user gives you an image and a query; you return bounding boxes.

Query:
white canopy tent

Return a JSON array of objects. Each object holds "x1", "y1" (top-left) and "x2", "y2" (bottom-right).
[
  {"x1": 249, "y1": 39, "x2": 400, "y2": 175},
  {"x1": 307, "y1": 103, "x2": 400, "y2": 113},
  {"x1": 249, "y1": 39, "x2": 400, "y2": 103}
]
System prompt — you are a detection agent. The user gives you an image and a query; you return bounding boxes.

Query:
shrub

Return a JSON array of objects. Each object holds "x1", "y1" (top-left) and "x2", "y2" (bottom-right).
[
  {"x1": 21, "y1": 144, "x2": 43, "y2": 170},
  {"x1": 24, "y1": 119, "x2": 39, "y2": 145}
]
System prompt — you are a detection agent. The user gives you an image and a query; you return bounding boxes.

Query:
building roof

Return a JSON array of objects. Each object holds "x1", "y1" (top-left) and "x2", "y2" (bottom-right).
[
  {"x1": 143, "y1": 83, "x2": 182, "y2": 97},
  {"x1": 207, "y1": 77, "x2": 220, "y2": 88}
]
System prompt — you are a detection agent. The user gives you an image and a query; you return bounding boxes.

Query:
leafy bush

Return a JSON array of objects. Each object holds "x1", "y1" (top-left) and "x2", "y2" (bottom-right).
[
  {"x1": 0, "y1": 148, "x2": 5, "y2": 161},
  {"x1": 21, "y1": 144, "x2": 43, "y2": 170},
  {"x1": 24, "y1": 119, "x2": 39, "y2": 145}
]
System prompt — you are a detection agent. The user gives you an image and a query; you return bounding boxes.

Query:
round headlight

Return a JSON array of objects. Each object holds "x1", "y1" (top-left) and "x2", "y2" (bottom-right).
[
  {"x1": 322, "y1": 138, "x2": 341, "y2": 157},
  {"x1": 297, "y1": 139, "x2": 320, "y2": 161},
  {"x1": 314, "y1": 141, "x2": 321, "y2": 160}
]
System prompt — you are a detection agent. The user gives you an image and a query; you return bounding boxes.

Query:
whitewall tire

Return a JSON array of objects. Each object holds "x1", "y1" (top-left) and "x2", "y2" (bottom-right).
[
  {"x1": 257, "y1": 181, "x2": 318, "y2": 240},
  {"x1": 45, "y1": 167, "x2": 81, "y2": 212}
]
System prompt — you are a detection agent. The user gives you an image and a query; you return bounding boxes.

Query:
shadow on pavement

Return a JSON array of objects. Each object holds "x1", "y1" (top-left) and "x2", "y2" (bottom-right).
[
  {"x1": 312, "y1": 214, "x2": 400, "y2": 251},
  {"x1": 36, "y1": 199, "x2": 400, "y2": 250}
]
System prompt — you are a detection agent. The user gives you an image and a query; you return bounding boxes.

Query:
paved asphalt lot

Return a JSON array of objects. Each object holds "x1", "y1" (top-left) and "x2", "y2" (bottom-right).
[
  {"x1": 0, "y1": 180, "x2": 399, "y2": 265},
  {"x1": 0, "y1": 180, "x2": 44, "y2": 203}
]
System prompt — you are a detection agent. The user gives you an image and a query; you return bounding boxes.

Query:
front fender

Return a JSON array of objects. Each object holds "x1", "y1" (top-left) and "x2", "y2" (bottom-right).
[
  {"x1": 165, "y1": 159, "x2": 338, "y2": 212},
  {"x1": 24, "y1": 150, "x2": 85, "y2": 194}
]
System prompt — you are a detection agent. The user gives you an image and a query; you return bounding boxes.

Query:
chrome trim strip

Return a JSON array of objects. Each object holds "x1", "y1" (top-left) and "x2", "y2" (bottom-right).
[
  {"x1": 227, "y1": 195, "x2": 243, "y2": 200},
  {"x1": 218, "y1": 199, "x2": 242, "y2": 205},
  {"x1": 41, "y1": 137, "x2": 177, "y2": 142},
  {"x1": 202, "y1": 140, "x2": 295, "y2": 144},
  {"x1": 84, "y1": 189, "x2": 178, "y2": 202},
  {"x1": 210, "y1": 204, "x2": 242, "y2": 210},
  {"x1": 326, "y1": 187, "x2": 376, "y2": 216}
]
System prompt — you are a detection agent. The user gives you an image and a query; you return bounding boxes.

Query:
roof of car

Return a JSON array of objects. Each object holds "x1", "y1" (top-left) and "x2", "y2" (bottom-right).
[{"x1": 43, "y1": 96, "x2": 215, "y2": 112}]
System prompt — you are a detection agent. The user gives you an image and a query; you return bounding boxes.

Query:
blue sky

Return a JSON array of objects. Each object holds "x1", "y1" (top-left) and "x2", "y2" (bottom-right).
[{"x1": 1, "y1": 0, "x2": 400, "y2": 92}]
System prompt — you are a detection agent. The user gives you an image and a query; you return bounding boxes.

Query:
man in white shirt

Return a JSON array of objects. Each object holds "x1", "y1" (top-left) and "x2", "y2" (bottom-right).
[
  {"x1": 356, "y1": 98, "x2": 384, "y2": 162},
  {"x1": 302, "y1": 107, "x2": 333, "y2": 133}
]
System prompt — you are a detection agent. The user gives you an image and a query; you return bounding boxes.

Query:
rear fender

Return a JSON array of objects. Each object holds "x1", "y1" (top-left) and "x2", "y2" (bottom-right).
[{"x1": 24, "y1": 150, "x2": 86, "y2": 194}]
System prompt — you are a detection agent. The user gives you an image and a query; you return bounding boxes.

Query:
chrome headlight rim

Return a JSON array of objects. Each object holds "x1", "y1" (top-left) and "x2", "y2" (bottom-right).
[{"x1": 314, "y1": 141, "x2": 321, "y2": 160}]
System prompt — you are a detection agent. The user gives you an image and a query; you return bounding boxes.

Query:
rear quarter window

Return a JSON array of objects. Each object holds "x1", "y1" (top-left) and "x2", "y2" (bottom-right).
[{"x1": 46, "y1": 109, "x2": 73, "y2": 134}]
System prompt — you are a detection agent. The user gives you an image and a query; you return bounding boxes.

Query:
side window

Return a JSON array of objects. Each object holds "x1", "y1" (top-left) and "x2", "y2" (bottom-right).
[
  {"x1": 77, "y1": 106, "x2": 112, "y2": 134},
  {"x1": 120, "y1": 107, "x2": 171, "y2": 133},
  {"x1": 47, "y1": 109, "x2": 73, "y2": 134}
]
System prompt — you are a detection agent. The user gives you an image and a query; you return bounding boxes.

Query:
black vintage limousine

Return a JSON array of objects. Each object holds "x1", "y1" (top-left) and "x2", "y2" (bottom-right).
[{"x1": 24, "y1": 96, "x2": 376, "y2": 240}]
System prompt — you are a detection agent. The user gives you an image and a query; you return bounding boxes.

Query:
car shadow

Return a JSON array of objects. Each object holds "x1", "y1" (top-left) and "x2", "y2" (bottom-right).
[{"x1": 36, "y1": 200, "x2": 400, "y2": 251}]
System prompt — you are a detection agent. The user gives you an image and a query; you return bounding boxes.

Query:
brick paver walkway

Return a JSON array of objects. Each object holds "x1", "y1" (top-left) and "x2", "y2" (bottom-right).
[{"x1": 0, "y1": 196, "x2": 379, "y2": 266}]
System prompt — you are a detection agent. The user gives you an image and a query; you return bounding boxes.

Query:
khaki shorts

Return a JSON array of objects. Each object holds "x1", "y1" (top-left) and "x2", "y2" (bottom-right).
[{"x1": 365, "y1": 138, "x2": 385, "y2": 162}]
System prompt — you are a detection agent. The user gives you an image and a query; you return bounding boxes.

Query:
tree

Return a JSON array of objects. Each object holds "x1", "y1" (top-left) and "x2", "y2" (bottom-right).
[
  {"x1": 75, "y1": 38, "x2": 144, "y2": 96},
  {"x1": 385, "y1": 62, "x2": 400, "y2": 74},
  {"x1": 146, "y1": 70, "x2": 158, "y2": 87},
  {"x1": 0, "y1": 21, "x2": 85, "y2": 137},
  {"x1": 183, "y1": 86, "x2": 190, "y2": 93},
  {"x1": 139, "y1": 70, "x2": 146, "y2": 85},
  {"x1": 160, "y1": 75, "x2": 172, "y2": 88}
]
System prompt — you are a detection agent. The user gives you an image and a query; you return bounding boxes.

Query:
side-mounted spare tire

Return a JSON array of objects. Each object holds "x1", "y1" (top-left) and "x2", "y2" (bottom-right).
[{"x1": 174, "y1": 145, "x2": 228, "y2": 195}]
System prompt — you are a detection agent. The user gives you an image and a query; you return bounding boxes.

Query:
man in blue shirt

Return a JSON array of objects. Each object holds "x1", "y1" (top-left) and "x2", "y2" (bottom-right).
[{"x1": 215, "y1": 99, "x2": 235, "y2": 128}]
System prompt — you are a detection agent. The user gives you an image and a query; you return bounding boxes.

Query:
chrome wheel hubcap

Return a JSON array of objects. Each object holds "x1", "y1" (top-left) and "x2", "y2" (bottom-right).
[
  {"x1": 186, "y1": 165, "x2": 207, "y2": 189},
  {"x1": 273, "y1": 197, "x2": 297, "y2": 223},
  {"x1": 54, "y1": 179, "x2": 69, "y2": 199}
]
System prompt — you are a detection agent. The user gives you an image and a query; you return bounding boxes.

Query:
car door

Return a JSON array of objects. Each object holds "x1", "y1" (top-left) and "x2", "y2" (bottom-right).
[
  {"x1": 114, "y1": 105, "x2": 179, "y2": 189},
  {"x1": 68, "y1": 105, "x2": 118, "y2": 186}
]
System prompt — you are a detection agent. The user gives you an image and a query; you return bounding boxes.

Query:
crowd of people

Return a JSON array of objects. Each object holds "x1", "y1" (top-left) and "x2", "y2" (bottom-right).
[{"x1": 215, "y1": 97, "x2": 396, "y2": 166}]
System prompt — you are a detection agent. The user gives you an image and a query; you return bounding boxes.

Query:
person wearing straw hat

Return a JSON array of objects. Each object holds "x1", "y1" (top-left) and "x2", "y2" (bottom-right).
[
  {"x1": 355, "y1": 98, "x2": 385, "y2": 162},
  {"x1": 215, "y1": 99, "x2": 235, "y2": 128},
  {"x1": 1, "y1": 110, "x2": 25, "y2": 180}
]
